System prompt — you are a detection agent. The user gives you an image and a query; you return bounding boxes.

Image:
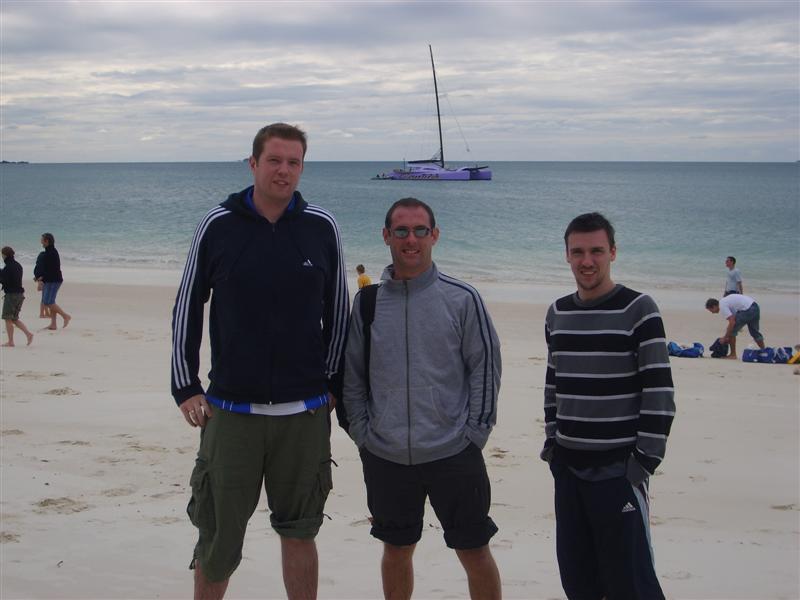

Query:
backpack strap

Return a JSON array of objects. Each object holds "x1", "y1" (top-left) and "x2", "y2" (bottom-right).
[{"x1": 359, "y1": 284, "x2": 379, "y2": 396}]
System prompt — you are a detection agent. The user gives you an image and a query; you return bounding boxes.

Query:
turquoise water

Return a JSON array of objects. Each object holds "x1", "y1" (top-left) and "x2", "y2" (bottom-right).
[{"x1": 1, "y1": 161, "x2": 798, "y2": 292}]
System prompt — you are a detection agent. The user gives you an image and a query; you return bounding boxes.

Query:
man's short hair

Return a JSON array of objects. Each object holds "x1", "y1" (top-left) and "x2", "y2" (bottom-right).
[
  {"x1": 356, "y1": 264, "x2": 365, "y2": 274},
  {"x1": 1, "y1": 246, "x2": 13, "y2": 259},
  {"x1": 564, "y1": 212, "x2": 615, "y2": 249},
  {"x1": 727, "y1": 256, "x2": 736, "y2": 265},
  {"x1": 705, "y1": 298, "x2": 720, "y2": 309},
  {"x1": 385, "y1": 198, "x2": 436, "y2": 230},
  {"x1": 252, "y1": 123, "x2": 307, "y2": 161},
  {"x1": 42, "y1": 232, "x2": 55, "y2": 245}
]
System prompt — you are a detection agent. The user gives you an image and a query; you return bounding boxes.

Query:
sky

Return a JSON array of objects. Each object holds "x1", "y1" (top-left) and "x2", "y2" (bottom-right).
[{"x1": 1, "y1": 1, "x2": 798, "y2": 163}]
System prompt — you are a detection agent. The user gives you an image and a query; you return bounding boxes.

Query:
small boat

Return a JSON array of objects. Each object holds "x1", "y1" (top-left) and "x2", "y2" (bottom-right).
[{"x1": 375, "y1": 46, "x2": 491, "y2": 182}]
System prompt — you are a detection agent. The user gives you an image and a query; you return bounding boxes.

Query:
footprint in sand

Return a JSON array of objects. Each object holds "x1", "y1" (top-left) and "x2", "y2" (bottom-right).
[
  {"x1": 1, "y1": 429, "x2": 24, "y2": 436},
  {"x1": 101, "y1": 486, "x2": 136, "y2": 498},
  {"x1": 0, "y1": 532, "x2": 20, "y2": 543},
  {"x1": 57, "y1": 440, "x2": 90, "y2": 446},
  {"x1": 349, "y1": 518, "x2": 371, "y2": 527},
  {"x1": 16, "y1": 371, "x2": 46, "y2": 380},
  {"x1": 489, "y1": 447, "x2": 509, "y2": 459},
  {"x1": 45, "y1": 387, "x2": 80, "y2": 396},
  {"x1": 771, "y1": 503, "x2": 798, "y2": 511},
  {"x1": 34, "y1": 497, "x2": 91, "y2": 514},
  {"x1": 151, "y1": 516, "x2": 182, "y2": 525},
  {"x1": 663, "y1": 570, "x2": 692, "y2": 580},
  {"x1": 688, "y1": 474, "x2": 707, "y2": 483}
]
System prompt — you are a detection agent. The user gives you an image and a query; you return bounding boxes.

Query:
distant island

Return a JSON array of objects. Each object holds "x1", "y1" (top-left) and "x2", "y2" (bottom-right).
[{"x1": 1, "y1": 160, "x2": 29, "y2": 164}]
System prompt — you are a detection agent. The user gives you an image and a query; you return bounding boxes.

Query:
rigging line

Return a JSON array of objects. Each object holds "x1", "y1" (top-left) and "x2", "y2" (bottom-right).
[{"x1": 443, "y1": 93, "x2": 471, "y2": 154}]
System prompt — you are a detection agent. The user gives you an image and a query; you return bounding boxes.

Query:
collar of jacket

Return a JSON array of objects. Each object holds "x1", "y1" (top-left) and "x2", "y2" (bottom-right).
[
  {"x1": 222, "y1": 185, "x2": 308, "y2": 222},
  {"x1": 379, "y1": 262, "x2": 439, "y2": 293}
]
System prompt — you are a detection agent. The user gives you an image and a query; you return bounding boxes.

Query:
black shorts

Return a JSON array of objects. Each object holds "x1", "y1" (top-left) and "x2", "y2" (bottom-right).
[{"x1": 360, "y1": 443, "x2": 498, "y2": 549}]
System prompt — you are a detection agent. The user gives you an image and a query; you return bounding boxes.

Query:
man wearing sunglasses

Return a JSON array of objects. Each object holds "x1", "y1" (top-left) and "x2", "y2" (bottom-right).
[{"x1": 343, "y1": 197, "x2": 502, "y2": 599}]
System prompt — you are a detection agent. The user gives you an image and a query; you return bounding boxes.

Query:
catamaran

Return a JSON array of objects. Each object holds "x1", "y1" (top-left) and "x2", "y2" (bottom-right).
[{"x1": 374, "y1": 46, "x2": 492, "y2": 181}]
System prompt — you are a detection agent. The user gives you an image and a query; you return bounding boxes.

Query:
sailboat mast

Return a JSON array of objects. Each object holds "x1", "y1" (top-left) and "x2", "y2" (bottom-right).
[{"x1": 429, "y1": 44, "x2": 444, "y2": 168}]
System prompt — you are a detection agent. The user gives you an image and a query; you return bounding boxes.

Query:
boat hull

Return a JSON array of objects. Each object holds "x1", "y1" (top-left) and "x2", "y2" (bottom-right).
[{"x1": 379, "y1": 165, "x2": 492, "y2": 181}]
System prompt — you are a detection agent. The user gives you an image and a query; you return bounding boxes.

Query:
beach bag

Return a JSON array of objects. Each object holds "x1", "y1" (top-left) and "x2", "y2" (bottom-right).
[
  {"x1": 668, "y1": 341, "x2": 703, "y2": 358},
  {"x1": 709, "y1": 338, "x2": 729, "y2": 358},
  {"x1": 773, "y1": 347, "x2": 793, "y2": 364},
  {"x1": 742, "y1": 348, "x2": 775, "y2": 363}
]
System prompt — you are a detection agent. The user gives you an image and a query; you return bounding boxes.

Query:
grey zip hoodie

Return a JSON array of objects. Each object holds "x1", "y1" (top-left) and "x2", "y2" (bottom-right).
[{"x1": 343, "y1": 263, "x2": 501, "y2": 465}]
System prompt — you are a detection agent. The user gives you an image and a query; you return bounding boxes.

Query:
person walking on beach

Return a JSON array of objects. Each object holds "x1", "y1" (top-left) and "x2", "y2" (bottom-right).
[
  {"x1": 34, "y1": 233, "x2": 71, "y2": 330},
  {"x1": 34, "y1": 250, "x2": 49, "y2": 318},
  {"x1": 343, "y1": 197, "x2": 502, "y2": 600},
  {"x1": 723, "y1": 256, "x2": 743, "y2": 296},
  {"x1": 171, "y1": 123, "x2": 349, "y2": 599},
  {"x1": 705, "y1": 294, "x2": 765, "y2": 360},
  {"x1": 541, "y1": 212, "x2": 675, "y2": 600},
  {"x1": 1, "y1": 247, "x2": 34, "y2": 347},
  {"x1": 355, "y1": 263, "x2": 372, "y2": 289}
]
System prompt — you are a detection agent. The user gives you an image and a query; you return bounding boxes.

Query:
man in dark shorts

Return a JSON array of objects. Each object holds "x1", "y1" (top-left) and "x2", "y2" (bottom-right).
[
  {"x1": 343, "y1": 197, "x2": 502, "y2": 599},
  {"x1": 1, "y1": 246, "x2": 34, "y2": 347},
  {"x1": 171, "y1": 123, "x2": 349, "y2": 598}
]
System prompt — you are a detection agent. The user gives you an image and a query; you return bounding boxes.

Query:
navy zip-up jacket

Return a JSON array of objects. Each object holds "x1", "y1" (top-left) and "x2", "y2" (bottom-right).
[
  {"x1": 170, "y1": 186, "x2": 350, "y2": 407},
  {"x1": 1, "y1": 256, "x2": 25, "y2": 294},
  {"x1": 34, "y1": 246, "x2": 63, "y2": 283}
]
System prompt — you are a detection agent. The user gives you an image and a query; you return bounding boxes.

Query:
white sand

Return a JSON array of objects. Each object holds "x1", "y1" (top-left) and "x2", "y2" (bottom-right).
[{"x1": 1, "y1": 273, "x2": 798, "y2": 599}]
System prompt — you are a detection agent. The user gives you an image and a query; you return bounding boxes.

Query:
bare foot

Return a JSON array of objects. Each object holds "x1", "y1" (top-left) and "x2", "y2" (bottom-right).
[
  {"x1": 1, "y1": 342, "x2": 13, "y2": 347},
  {"x1": 63, "y1": 315, "x2": 71, "y2": 328},
  {"x1": 42, "y1": 325, "x2": 57, "y2": 331},
  {"x1": 26, "y1": 332, "x2": 34, "y2": 346},
  {"x1": 724, "y1": 355, "x2": 738, "y2": 360}
]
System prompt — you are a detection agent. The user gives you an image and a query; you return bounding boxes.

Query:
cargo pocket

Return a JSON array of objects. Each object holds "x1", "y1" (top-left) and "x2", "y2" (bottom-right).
[
  {"x1": 187, "y1": 458, "x2": 215, "y2": 534},
  {"x1": 317, "y1": 457, "x2": 333, "y2": 500}
]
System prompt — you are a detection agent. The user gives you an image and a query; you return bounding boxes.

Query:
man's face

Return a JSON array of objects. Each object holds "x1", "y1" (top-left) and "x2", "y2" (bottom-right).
[
  {"x1": 383, "y1": 206, "x2": 439, "y2": 280},
  {"x1": 707, "y1": 305, "x2": 720, "y2": 314},
  {"x1": 41, "y1": 236, "x2": 48, "y2": 248},
  {"x1": 725, "y1": 258, "x2": 734, "y2": 269},
  {"x1": 566, "y1": 229, "x2": 616, "y2": 300},
  {"x1": 249, "y1": 136, "x2": 304, "y2": 205}
]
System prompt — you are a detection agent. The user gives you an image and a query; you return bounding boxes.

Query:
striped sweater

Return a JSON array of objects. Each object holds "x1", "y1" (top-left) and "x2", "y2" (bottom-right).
[{"x1": 543, "y1": 285, "x2": 675, "y2": 475}]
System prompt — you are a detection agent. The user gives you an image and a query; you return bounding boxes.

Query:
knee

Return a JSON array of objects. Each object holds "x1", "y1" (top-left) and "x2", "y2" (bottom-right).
[{"x1": 383, "y1": 542, "x2": 416, "y2": 561}]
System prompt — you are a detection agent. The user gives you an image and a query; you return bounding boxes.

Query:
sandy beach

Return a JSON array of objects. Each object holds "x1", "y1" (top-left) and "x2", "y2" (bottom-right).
[{"x1": 1, "y1": 271, "x2": 798, "y2": 599}]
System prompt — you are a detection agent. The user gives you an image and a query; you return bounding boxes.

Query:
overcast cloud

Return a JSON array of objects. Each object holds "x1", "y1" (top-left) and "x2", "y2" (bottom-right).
[{"x1": 1, "y1": 1, "x2": 797, "y2": 162}]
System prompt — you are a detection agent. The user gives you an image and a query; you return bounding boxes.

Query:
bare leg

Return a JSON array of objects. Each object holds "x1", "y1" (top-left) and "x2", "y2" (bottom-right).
[
  {"x1": 46, "y1": 303, "x2": 71, "y2": 329},
  {"x1": 15, "y1": 320, "x2": 33, "y2": 345},
  {"x1": 382, "y1": 543, "x2": 415, "y2": 600},
  {"x1": 193, "y1": 562, "x2": 229, "y2": 600},
  {"x1": 3, "y1": 320, "x2": 14, "y2": 346},
  {"x1": 40, "y1": 301, "x2": 49, "y2": 318},
  {"x1": 725, "y1": 336, "x2": 738, "y2": 359},
  {"x1": 281, "y1": 537, "x2": 318, "y2": 600},
  {"x1": 455, "y1": 545, "x2": 502, "y2": 600}
]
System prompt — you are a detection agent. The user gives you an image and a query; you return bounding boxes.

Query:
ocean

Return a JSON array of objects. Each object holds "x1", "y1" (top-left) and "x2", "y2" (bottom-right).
[{"x1": 1, "y1": 161, "x2": 798, "y2": 294}]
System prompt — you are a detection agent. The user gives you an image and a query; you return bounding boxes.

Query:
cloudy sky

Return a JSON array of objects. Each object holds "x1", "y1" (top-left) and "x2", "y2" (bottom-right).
[{"x1": 1, "y1": 1, "x2": 797, "y2": 162}]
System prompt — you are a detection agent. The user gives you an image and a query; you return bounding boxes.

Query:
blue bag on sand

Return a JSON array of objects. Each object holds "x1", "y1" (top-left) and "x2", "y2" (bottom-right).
[
  {"x1": 773, "y1": 346, "x2": 792, "y2": 364},
  {"x1": 743, "y1": 348, "x2": 776, "y2": 363},
  {"x1": 668, "y1": 341, "x2": 703, "y2": 358}
]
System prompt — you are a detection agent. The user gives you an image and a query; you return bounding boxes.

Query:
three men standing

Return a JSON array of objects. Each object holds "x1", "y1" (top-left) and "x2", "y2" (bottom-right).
[
  {"x1": 343, "y1": 198, "x2": 502, "y2": 600},
  {"x1": 541, "y1": 212, "x2": 675, "y2": 599},
  {"x1": 170, "y1": 123, "x2": 349, "y2": 598}
]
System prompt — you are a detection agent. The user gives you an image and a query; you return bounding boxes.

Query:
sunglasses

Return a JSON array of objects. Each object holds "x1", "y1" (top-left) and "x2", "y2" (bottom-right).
[{"x1": 391, "y1": 226, "x2": 432, "y2": 239}]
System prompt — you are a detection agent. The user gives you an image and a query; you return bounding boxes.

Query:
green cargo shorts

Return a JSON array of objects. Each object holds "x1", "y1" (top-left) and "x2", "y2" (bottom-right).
[
  {"x1": 187, "y1": 407, "x2": 333, "y2": 582},
  {"x1": 2, "y1": 293, "x2": 24, "y2": 321}
]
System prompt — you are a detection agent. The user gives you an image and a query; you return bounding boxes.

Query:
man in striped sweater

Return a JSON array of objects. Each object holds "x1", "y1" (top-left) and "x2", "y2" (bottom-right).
[{"x1": 541, "y1": 212, "x2": 675, "y2": 600}]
